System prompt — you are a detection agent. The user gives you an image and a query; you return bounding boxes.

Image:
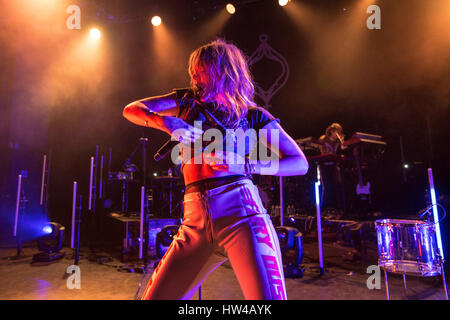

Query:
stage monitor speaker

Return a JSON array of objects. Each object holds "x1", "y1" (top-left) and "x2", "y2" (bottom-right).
[
  {"x1": 148, "y1": 219, "x2": 181, "y2": 258},
  {"x1": 155, "y1": 225, "x2": 180, "y2": 259},
  {"x1": 275, "y1": 226, "x2": 304, "y2": 278}
]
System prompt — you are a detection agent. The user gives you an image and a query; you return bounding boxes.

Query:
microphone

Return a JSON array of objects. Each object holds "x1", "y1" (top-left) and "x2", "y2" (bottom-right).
[
  {"x1": 153, "y1": 139, "x2": 179, "y2": 162},
  {"x1": 336, "y1": 133, "x2": 344, "y2": 145}
]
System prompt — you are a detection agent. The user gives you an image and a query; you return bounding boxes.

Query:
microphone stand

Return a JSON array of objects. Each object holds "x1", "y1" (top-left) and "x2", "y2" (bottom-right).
[
  {"x1": 120, "y1": 134, "x2": 150, "y2": 266},
  {"x1": 140, "y1": 136, "x2": 150, "y2": 266}
]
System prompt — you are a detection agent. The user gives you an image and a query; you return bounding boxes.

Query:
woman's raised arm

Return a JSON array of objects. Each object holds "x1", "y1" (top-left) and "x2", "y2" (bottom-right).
[{"x1": 122, "y1": 92, "x2": 202, "y2": 143}]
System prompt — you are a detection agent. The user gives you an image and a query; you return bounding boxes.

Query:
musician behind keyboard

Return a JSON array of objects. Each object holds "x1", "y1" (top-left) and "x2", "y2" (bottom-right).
[{"x1": 318, "y1": 122, "x2": 347, "y2": 155}]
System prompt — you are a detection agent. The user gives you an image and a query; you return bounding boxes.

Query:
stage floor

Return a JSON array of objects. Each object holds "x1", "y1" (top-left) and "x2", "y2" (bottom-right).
[{"x1": 0, "y1": 238, "x2": 447, "y2": 300}]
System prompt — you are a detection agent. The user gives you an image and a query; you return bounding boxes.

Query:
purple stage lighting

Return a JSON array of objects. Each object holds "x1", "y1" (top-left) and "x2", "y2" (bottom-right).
[{"x1": 42, "y1": 225, "x2": 53, "y2": 235}]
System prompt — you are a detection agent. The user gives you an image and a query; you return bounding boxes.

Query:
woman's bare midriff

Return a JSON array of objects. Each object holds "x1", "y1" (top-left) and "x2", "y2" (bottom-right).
[{"x1": 182, "y1": 162, "x2": 239, "y2": 186}]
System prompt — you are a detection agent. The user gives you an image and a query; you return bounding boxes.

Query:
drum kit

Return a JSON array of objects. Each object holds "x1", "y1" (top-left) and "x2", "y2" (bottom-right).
[
  {"x1": 375, "y1": 218, "x2": 448, "y2": 300},
  {"x1": 374, "y1": 168, "x2": 448, "y2": 300},
  {"x1": 107, "y1": 168, "x2": 183, "y2": 217}
]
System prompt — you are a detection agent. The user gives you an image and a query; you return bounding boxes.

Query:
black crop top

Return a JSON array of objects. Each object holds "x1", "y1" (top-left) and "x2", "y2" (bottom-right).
[
  {"x1": 173, "y1": 88, "x2": 279, "y2": 131},
  {"x1": 173, "y1": 88, "x2": 279, "y2": 161}
]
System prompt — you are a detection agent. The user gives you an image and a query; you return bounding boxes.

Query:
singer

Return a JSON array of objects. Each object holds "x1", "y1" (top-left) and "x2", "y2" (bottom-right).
[
  {"x1": 318, "y1": 122, "x2": 347, "y2": 213},
  {"x1": 318, "y1": 123, "x2": 345, "y2": 155},
  {"x1": 123, "y1": 39, "x2": 308, "y2": 300}
]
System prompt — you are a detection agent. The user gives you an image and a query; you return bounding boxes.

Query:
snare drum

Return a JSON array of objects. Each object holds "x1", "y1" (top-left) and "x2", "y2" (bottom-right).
[{"x1": 375, "y1": 219, "x2": 441, "y2": 277}]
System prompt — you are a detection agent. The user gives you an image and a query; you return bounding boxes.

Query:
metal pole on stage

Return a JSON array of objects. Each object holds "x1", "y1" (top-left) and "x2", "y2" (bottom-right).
[
  {"x1": 88, "y1": 156, "x2": 94, "y2": 212},
  {"x1": 141, "y1": 137, "x2": 149, "y2": 265},
  {"x1": 13, "y1": 174, "x2": 22, "y2": 238},
  {"x1": 93, "y1": 145, "x2": 99, "y2": 211},
  {"x1": 384, "y1": 269, "x2": 390, "y2": 300},
  {"x1": 279, "y1": 176, "x2": 284, "y2": 226},
  {"x1": 40, "y1": 154, "x2": 47, "y2": 206},
  {"x1": 71, "y1": 181, "x2": 77, "y2": 249},
  {"x1": 315, "y1": 180, "x2": 325, "y2": 276},
  {"x1": 99, "y1": 155, "x2": 104, "y2": 199},
  {"x1": 75, "y1": 195, "x2": 82, "y2": 266},
  {"x1": 139, "y1": 186, "x2": 145, "y2": 260},
  {"x1": 427, "y1": 168, "x2": 449, "y2": 300},
  {"x1": 11, "y1": 173, "x2": 27, "y2": 259}
]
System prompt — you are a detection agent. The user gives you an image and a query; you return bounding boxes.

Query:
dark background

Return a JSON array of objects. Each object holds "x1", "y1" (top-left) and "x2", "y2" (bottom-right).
[{"x1": 0, "y1": 0, "x2": 448, "y2": 253}]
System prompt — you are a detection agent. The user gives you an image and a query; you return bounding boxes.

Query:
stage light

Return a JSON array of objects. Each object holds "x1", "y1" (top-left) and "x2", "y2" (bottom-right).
[
  {"x1": 42, "y1": 225, "x2": 53, "y2": 235},
  {"x1": 404, "y1": 164, "x2": 409, "y2": 169},
  {"x1": 151, "y1": 16, "x2": 162, "y2": 26},
  {"x1": 226, "y1": 4, "x2": 236, "y2": 15},
  {"x1": 276, "y1": 226, "x2": 304, "y2": 278},
  {"x1": 156, "y1": 225, "x2": 179, "y2": 259},
  {"x1": 89, "y1": 28, "x2": 101, "y2": 40},
  {"x1": 278, "y1": 0, "x2": 290, "y2": 7},
  {"x1": 33, "y1": 222, "x2": 66, "y2": 263}
]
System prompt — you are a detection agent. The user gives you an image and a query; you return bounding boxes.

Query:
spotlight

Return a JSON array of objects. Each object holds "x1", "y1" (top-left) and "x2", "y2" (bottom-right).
[
  {"x1": 226, "y1": 3, "x2": 236, "y2": 15},
  {"x1": 276, "y1": 226, "x2": 304, "y2": 278},
  {"x1": 89, "y1": 28, "x2": 101, "y2": 40},
  {"x1": 32, "y1": 222, "x2": 66, "y2": 263},
  {"x1": 42, "y1": 225, "x2": 53, "y2": 235},
  {"x1": 151, "y1": 16, "x2": 162, "y2": 26},
  {"x1": 156, "y1": 225, "x2": 179, "y2": 259},
  {"x1": 404, "y1": 164, "x2": 409, "y2": 169},
  {"x1": 278, "y1": 0, "x2": 290, "y2": 7}
]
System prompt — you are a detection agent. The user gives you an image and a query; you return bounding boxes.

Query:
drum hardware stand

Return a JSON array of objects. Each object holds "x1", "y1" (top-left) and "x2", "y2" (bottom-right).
[
  {"x1": 115, "y1": 135, "x2": 151, "y2": 264},
  {"x1": 381, "y1": 207, "x2": 449, "y2": 300},
  {"x1": 438, "y1": 256, "x2": 449, "y2": 300},
  {"x1": 121, "y1": 140, "x2": 143, "y2": 214},
  {"x1": 383, "y1": 259, "x2": 449, "y2": 300},
  {"x1": 383, "y1": 268, "x2": 390, "y2": 300},
  {"x1": 383, "y1": 273, "x2": 407, "y2": 300},
  {"x1": 123, "y1": 135, "x2": 151, "y2": 265}
]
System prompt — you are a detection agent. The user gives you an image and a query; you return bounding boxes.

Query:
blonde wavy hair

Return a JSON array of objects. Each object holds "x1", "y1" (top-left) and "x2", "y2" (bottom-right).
[{"x1": 188, "y1": 39, "x2": 257, "y2": 127}]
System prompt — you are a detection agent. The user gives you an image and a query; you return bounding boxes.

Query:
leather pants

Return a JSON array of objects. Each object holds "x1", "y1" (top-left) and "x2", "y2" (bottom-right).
[{"x1": 141, "y1": 178, "x2": 287, "y2": 300}]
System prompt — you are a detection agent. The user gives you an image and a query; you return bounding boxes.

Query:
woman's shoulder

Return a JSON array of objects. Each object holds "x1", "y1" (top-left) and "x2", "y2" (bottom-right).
[{"x1": 246, "y1": 106, "x2": 279, "y2": 130}]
